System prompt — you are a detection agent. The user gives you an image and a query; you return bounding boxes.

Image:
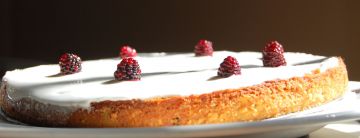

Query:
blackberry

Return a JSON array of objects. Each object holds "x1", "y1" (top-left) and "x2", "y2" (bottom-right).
[
  {"x1": 59, "y1": 53, "x2": 82, "y2": 74},
  {"x1": 120, "y1": 45, "x2": 137, "y2": 58},
  {"x1": 194, "y1": 39, "x2": 214, "y2": 56},
  {"x1": 114, "y1": 57, "x2": 141, "y2": 81},
  {"x1": 262, "y1": 41, "x2": 287, "y2": 67},
  {"x1": 218, "y1": 56, "x2": 241, "y2": 77}
]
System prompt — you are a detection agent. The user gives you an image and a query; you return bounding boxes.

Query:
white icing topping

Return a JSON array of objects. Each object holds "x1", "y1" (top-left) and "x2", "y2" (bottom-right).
[{"x1": 2, "y1": 51, "x2": 339, "y2": 109}]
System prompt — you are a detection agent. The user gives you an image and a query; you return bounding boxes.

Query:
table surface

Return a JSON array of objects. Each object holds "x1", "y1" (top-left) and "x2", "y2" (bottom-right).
[{"x1": 310, "y1": 121, "x2": 360, "y2": 138}]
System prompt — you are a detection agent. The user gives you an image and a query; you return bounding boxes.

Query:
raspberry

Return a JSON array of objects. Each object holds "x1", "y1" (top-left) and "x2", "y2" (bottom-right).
[
  {"x1": 120, "y1": 45, "x2": 137, "y2": 58},
  {"x1": 59, "y1": 53, "x2": 82, "y2": 74},
  {"x1": 262, "y1": 41, "x2": 287, "y2": 67},
  {"x1": 114, "y1": 57, "x2": 141, "y2": 81},
  {"x1": 217, "y1": 56, "x2": 241, "y2": 77},
  {"x1": 194, "y1": 39, "x2": 213, "y2": 56}
]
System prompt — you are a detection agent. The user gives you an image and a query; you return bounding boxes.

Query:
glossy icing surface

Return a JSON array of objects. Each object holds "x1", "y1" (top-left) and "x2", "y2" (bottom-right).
[{"x1": 2, "y1": 51, "x2": 339, "y2": 108}]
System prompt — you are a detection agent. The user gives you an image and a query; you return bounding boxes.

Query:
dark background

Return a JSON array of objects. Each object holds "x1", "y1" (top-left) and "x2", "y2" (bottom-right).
[{"x1": 1, "y1": 0, "x2": 359, "y2": 80}]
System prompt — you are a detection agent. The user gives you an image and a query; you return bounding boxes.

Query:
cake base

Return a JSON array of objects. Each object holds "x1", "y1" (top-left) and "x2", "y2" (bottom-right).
[{"x1": 0, "y1": 58, "x2": 348, "y2": 127}]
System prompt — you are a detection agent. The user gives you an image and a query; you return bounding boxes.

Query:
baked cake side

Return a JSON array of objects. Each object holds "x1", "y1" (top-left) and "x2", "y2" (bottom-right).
[{"x1": 68, "y1": 58, "x2": 348, "y2": 127}]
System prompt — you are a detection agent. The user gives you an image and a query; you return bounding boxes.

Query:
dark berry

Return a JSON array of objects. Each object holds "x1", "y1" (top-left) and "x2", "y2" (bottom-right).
[
  {"x1": 262, "y1": 41, "x2": 287, "y2": 67},
  {"x1": 217, "y1": 56, "x2": 241, "y2": 77},
  {"x1": 59, "y1": 53, "x2": 82, "y2": 74},
  {"x1": 194, "y1": 39, "x2": 213, "y2": 56},
  {"x1": 120, "y1": 45, "x2": 137, "y2": 58},
  {"x1": 114, "y1": 57, "x2": 141, "y2": 81}
]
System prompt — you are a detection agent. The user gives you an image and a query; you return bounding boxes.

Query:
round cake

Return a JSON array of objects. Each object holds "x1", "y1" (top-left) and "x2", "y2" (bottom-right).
[{"x1": 0, "y1": 51, "x2": 348, "y2": 127}]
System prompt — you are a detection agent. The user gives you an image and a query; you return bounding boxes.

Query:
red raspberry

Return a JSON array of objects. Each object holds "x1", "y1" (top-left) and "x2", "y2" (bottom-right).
[
  {"x1": 120, "y1": 45, "x2": 137, "y2": 58},
  {"x1": 217, "y1": 56, "x2": 241, "y2": 77},
  {"x1": 114, "y1": 58, "x2": 141, "y2": 81},
  {"x1": 59, "y1": 53, "x2": 82, "y2": 74},
  {"x1": 262, "y1": 41, "x2": 287, "y2": 67},
  {"x1": 194, "y1": 39, "x2": 213, "y2": 56}
]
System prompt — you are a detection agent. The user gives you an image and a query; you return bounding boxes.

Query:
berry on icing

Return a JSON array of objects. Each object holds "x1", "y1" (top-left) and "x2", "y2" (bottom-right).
[
  {"x1": 59, "y1": 53, "x2": 82, "y2": 74},
  {"x1": 218, "y1": 56, "x2": 241, "y2": 77},
  {"x1": 262, "y1": 41, "x2": 287, "y2": 67},
  {"x1": 194, "y1": 39, "x2": 214, "y2": 56},
  {"x1": 114, "y1": 57, "x2": 141, "y2": 81},
  {"x1": 120, "y1": 45, "x2": 137, "y2": 58}
]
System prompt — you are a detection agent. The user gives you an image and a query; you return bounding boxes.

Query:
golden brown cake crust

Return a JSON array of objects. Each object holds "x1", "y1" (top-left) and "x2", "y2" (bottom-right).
[{"x1": 0, "y1": 58, "x2": 348, "y2": 127}]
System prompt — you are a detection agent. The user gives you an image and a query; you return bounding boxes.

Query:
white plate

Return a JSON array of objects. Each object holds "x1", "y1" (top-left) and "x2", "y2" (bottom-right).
[{"x1": 1, "y1": 81, "x2": 360, "y2": 138}]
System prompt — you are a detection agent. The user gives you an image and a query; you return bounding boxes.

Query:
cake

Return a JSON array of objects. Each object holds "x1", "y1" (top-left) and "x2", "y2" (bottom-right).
[{"x1": 0, "y1": 50, "x2": 348, "y2": 127}]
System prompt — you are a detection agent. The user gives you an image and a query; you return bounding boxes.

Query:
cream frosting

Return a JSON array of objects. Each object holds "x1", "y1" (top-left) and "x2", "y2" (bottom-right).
[{"x1": 2, "y1": 51, "x2": 339, "y2": 109}]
